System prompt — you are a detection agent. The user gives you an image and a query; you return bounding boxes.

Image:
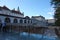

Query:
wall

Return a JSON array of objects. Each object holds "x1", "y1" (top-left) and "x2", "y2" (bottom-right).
[{"x1": 0, "y1": 9, "x2": 24, "y2": 18}]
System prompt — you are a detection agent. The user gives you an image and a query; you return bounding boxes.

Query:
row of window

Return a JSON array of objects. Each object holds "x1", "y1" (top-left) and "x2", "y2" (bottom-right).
[{"x1": 4, "y1": 18, "x2": 32, "y2": 23}]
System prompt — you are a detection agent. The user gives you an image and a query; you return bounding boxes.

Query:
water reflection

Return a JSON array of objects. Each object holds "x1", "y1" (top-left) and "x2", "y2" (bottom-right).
[
  {"x1": 20, "y1": 32, "x2": 56, "y2": 40},
  {"x1": 0, "y1": 32, "x2": 59, "y2": 40}
]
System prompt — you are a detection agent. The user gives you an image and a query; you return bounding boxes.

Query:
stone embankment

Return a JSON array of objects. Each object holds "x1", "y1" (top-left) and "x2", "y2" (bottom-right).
[{"x1": 3, "y1": 24, "x2": 60, "y2": 37}]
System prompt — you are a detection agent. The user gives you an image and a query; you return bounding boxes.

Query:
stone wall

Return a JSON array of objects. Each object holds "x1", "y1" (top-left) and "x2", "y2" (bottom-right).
[{"x1": 6, "y1": 25, "x2": 48, "y2": 34}]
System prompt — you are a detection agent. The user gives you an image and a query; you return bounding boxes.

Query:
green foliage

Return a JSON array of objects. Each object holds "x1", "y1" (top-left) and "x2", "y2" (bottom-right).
[
  {"x1": 51, "y1": 0, "x2": 60, "y2": 26},
  {"x1": 54, "y1": 7, "x2": 60, "y2": 19},
  {"x1": 55, "y1": 19, "x2": 60, "y2": 26},
  {"x1": 51, "y1": 0, "x2": 60, "y2": 5}
]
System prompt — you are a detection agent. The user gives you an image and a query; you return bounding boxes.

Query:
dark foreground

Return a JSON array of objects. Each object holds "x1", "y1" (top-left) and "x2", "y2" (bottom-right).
[{"x1": 0, "y1": 32, "x2": 60, "y2": 40}]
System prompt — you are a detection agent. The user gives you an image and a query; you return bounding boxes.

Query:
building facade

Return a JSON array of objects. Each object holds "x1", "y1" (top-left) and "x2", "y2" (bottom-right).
[
  {"x1": 31, "y1": 16, "x2": 48, "y2": 27},
  {"x1": 47, "y1": 19, "x2": 55, "y2": 26},
  {"x1": 0, "y1": 6, "x2": 48, "y2": 27}
]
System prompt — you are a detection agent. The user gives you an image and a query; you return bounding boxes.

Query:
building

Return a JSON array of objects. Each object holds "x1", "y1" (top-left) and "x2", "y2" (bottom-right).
[
  {"x1": 47, "y1": 19, "x2": 55, "y2": 26},
  {"x1": 31, "y1": 16, "x2": 48, "y2": 27},
  {"x1": 0, "y1": 6, "x2": 48, "y2": 27},
  {"x1": 0, "y1": 6, "x2": 33, "y2": 26}
]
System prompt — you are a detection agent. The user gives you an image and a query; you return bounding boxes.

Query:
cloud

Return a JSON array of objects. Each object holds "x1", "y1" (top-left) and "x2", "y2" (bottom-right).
[
  {"x1": 50, "y1": 7, "x2": 54, "y2": 11},
  {"x1": 47, "y1": 7, "x2": 54, "y2": 15},
  {"x1": 49, "y1": 17, "x2": 53, "y2": 19},
  {"x1": 47, "y1": 11, "x2": 54, "y2": 15},
  {"x1": 48, "y1": 12, "x2": 52, "y2": 15}
]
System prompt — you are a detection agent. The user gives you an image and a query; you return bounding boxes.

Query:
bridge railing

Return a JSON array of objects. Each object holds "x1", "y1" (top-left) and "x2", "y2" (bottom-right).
[
  {"x1": 6, "y1": 23, "x2": 33, "y2": 27},
  {"x1": 5, "y1": 23, "x2": 45, "y2": 27}
]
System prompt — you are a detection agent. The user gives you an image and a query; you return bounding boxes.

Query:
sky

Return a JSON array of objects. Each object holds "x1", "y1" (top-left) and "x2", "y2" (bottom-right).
[{"x1": 0, "y1": 0, "x2": 54, "y2": 19}]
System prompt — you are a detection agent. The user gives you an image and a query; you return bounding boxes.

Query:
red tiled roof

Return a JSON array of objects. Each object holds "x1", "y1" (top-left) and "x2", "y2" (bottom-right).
[
  {"x1": 0, "y1": 6, "x2": 24, "y2": 15},
  {"x1": 11, "y1": 10, "x2": 23, "y2": 15},
  {"x1": 24, "y1": 16, "x2": 30, "y2": 19},
  {"x1": 12, "y1": 10, "x2": 20, "y2": 13},
  {"x1": 2, "y1": 6, "x2": 10, "y2": 10}
]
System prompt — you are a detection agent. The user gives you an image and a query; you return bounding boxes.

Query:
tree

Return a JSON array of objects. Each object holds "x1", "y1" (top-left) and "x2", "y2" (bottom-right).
[{"x1": 51, "y1": 0, "x2": 60, "y2": 26}]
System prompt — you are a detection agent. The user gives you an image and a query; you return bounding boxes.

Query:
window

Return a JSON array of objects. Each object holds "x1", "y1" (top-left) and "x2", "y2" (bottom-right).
[
  {"x1": 24, "y1": 19, "x2": 26, "y2": 23},
  {"x1": 20, "y1": 19, "x2": 23, "y2": 23},
  {"x1": 0, "y1": 19, "x2": 1, "y2": 23},
  {"x1": 28, "y1": 20, "x2": 30, "y2": 23},
  {"x1": 13, "y1": 19, "x2": 18, "y2": 23},
  {"x1": 5, "y1": 18, "x2": 10, "y2": 23},
  {"x1": 31, "y1": 20, "x2": 32, "y2": 23},
  {"x1": 0, "y1": 8, "x2": 2, "y2": 11}
]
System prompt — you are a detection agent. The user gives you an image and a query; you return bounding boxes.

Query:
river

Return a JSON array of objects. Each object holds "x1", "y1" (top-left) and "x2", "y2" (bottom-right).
[{"x1": 0, "y1": 31, "x2": 59, "y2": 40}]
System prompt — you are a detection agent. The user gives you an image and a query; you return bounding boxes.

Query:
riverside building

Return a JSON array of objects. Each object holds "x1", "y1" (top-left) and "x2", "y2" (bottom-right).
[{"x1": 0, "y1": 6, "x2": 48, "y2": 28}]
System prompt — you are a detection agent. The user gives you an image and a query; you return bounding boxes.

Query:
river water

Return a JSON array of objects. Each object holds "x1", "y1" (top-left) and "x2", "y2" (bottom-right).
[{"x1": 0, "y1": 32, "x2": 59, "y2": 40}]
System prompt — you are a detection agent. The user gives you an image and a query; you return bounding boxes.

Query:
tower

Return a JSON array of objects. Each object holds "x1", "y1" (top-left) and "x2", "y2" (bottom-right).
[{"x1": 17, "y1": 6, "x2": 20, "y2": 12}]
